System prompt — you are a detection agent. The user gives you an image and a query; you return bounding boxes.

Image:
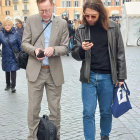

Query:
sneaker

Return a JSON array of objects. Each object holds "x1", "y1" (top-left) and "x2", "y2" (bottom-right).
[
  {"x1": 101, "y1": 136, "x2": 109, "y2": 140},
  {"x1": 11, "y1": 88, "x2": 16, "y2": 93},
  {"x1": 5, "y1": 85, "x2": 10, "y2": 91}
]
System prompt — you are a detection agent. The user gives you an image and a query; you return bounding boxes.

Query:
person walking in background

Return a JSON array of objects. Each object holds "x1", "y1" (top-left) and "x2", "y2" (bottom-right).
[
  {"x1": 0, "y1": 21, "x2": 2, "y2": 31},
  {"x1": 64, "y1": 17, "x2": 75, "y2": 56},
  {"x1": 115, "y1": 19, "x2": 121, "y2": 28},
  {"x1": 15, "y1": 19, "x2": 24, "y2": 41},
  {"x1": 71, "y1": 0, "x2": 127, "y2": 140},
  {"x1": 0, "y1": 19, "x2": 22, "y2": 93},
  {"x1": 21, "y1": 0, "x2": 69, "y2": 139},
  {"x1": 73, "y1": 19, "x2": 81, "y2": 31}
]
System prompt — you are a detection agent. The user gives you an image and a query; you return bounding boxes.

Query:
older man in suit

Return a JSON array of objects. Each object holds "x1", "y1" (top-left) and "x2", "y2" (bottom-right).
[{"x1": 22, "y1": 0, "x2": 69, "y2": 139}]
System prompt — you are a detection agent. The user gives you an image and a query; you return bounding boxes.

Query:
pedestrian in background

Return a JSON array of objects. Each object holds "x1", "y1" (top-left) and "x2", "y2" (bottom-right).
[
  {"x1": 21, "y1": 0, "x2": 69, "y2": 139},
  {"x1": 73, "y1": 19, "x2": 81, "y2": 31},
  {"x1": 71, "y1": 0, "x2": 127, "y2": 140},
  {"x1": 64, "y1": 17, "x2": 75, "y2": 56},
  {"x1": 0, "y1": 19, "x2": 22, "y2": 93},
  {"x1": 15, "y1": 19, "x2": 24, "y2": 41},
  {"x1": 0, "y1": 21, "x2": 2, "y2": 31}
]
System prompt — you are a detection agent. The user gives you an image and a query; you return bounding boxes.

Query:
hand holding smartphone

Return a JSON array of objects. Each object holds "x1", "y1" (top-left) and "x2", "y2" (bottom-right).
[
  {"x1": 84, "y1": 39, "x2": 91, "y2": 43},
  {"x1": 37, "y1": 50, "x2": 45, "y2": 58},
  {"x1": 82, "y1": 39, "x2": 93, "y2": 50}
]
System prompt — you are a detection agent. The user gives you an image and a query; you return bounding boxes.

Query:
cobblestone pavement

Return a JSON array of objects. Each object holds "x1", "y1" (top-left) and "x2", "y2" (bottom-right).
[{"x1": 0, "y1": 46, "x2": 140, "y2": 140}]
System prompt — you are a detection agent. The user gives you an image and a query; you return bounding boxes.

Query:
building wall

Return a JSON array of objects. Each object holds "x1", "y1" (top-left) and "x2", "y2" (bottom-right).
[
  {"x1": 13, "y1": 0, "x2": 26, "y2": 22},
  {"x1": 55, "y1": 0, "x2": 122, "y2": 20},
  {"x1": 103, "y1": 0, "x2": 122, "y2": 17},
  {"x1": 13, "y1": 0, "x2": 38, "y2": 22},
  {"x1": 28, "y1": 0, "x2": 38, "y2": 16},
  {"x1": 2, "y1": 0, "x2": 138, "y2": 24},
  {"x1": 0, "y1": 0, "x2": 13, "y2": 22},
  {"x1": 131, "y1": 0, "x2": 140, "y2": 1},
  {"x1": 55, "y1": 0, "x2": 83, "y2": 20}
]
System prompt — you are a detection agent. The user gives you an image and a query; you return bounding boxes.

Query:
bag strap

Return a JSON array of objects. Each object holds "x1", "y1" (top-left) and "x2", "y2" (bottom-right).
[
  {"x1": 122, "y1": 82, "x2": 130, "y2": 95},
  {"x1": 33, "y1": 20, "x2": 52, "y2": 46},
  {"x1": 4, "y1": 35, "x2": 15, "y2": 54},
  {"x1": 116, "y1": 82, "x2": 130, "y2": 95},
  {"x1": 120, "y1": 82, "x2": 130, "y2": 95}
]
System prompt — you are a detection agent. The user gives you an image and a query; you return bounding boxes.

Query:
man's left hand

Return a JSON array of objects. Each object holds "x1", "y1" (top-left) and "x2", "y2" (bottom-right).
[{"x1": 44, "y1": 47, "x2": 54, "y2": 57}]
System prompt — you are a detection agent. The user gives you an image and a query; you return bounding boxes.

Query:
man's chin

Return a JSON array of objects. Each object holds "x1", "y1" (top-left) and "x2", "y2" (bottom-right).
[{"x1": 43, "y1": 18, "x2": 50, "y2": 22}]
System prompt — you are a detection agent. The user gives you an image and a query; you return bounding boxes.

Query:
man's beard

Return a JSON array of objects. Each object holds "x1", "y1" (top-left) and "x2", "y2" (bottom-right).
[{"x1": 43, "y1": 18, "x2": 50, "y2": 22}]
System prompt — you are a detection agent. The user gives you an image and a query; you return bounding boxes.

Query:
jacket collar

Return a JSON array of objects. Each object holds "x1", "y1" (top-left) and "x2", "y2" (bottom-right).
[
  {"x1": 2, "y1": 27, "x2": 16, "y2": 34},
  {"x1": 108, "y1": 20, "x2": 116, "y2": 28}
]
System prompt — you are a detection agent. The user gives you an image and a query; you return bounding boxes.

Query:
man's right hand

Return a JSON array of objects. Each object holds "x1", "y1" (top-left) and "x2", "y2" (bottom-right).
[
  {"x1": 82, "y1": 41, "x2": 93, "y2": 51},
  {"x1": 35, "y1": 48, "x2": 45, "y2": 61}
]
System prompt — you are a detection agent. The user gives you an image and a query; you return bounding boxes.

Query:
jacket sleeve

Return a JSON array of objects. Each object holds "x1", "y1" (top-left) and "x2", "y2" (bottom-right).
[
  {"x1": 21, "y1": 17, "x2": 36, "y2": 57},
  {"x1": 53, "y1": 20, "x2": 69, "y2": 56},
  {"x1": 71, "y1": 29, "x2": 85, "y2": 61},
  {"x1": 116, "y1": 24, "x2": 127, "y2": 80}
]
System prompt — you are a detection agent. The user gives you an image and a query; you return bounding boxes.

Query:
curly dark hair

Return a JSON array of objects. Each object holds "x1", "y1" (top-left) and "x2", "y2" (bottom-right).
[{"x1": 82, "y1": 0, "x2": 109, "y2": 30}]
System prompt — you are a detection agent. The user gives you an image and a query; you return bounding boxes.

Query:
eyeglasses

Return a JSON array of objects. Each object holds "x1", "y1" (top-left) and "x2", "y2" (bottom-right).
[
  {"x1": 39, "y1": 9, "x2": 52, "y2": 14},
  {"x1": 84, "y1": 14, "x2": 97, "y2": 19}
]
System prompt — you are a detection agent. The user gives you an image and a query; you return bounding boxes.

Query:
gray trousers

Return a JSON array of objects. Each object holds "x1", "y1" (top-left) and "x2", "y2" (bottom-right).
[{"x1": 27, "y1": 68, "x2": 62, "y2": 140}]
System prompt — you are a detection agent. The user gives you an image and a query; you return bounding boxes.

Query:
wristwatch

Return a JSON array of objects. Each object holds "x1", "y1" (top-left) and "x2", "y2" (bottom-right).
[{"x1": 53, "y1": 48, "x2": 55, "y2": 56}]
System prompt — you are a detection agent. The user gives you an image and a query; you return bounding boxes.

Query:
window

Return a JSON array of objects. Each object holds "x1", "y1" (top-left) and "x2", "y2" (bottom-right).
[
  {"x1": 24, "y1": 4, "x2": 27, "y2": 10},
  {"x1": 107, "y1": 0, "x2": 112, "y2": 6},
  {"x1": 102, "y1": 0, "x2": 112, "y2": 6},
  {"x1": 14, "y1": 5, "x2": 17, "y2": 10},
  {"x1": 66, "y1": 0, "x2": 71, "y2": 7},
  {"x1": 74, "y1": 1, "x2": 79, "y2": 7},
  {"x1": 61, "y1": 0, "x2": 65, "y2": 7},
  {"x1": 74, "y1": 12, "x2": 80, "y2": 19},
  {"x1": 5, "y1": 0, "x2": 11, "y2": 6},
  {"x1": 123, "y1": 0, "x2": 131, "y2": 4},
  {"x1": 6, "y1": 10, "x2": 10, "y2": 15},
  {"x1": 115, "y1": 0, "x2": 120, "y2": 6}
]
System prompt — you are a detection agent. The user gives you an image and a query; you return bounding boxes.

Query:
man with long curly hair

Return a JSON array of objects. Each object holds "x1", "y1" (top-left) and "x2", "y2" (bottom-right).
[{"x1": 72, "y1": 0, "x2": 127, "y2": 140}]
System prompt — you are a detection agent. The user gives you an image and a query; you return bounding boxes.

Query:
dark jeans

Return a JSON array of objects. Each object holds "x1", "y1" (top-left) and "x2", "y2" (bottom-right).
[{"x1": 5, "y1": 71, "x2": 16, "y2": 88}]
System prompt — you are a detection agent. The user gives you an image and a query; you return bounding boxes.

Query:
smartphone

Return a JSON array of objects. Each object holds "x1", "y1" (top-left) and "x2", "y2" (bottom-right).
[
  {"x1": 84, "y1": 39, "x2": 91, "y2": 43},
  {"x1": 37, "y1": 50, "x2": 45, "y2": 58}
]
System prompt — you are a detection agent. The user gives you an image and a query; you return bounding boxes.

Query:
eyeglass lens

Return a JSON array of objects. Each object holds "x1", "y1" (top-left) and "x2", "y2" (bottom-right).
[{"x1": 85, "y1": 15, "x2": 96, "y2": 18}]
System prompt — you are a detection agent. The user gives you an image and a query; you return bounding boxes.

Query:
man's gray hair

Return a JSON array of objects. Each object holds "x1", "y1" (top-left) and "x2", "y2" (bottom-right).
[{"x1": 36, "y1": 0, "x2": 53, "y2": 4}]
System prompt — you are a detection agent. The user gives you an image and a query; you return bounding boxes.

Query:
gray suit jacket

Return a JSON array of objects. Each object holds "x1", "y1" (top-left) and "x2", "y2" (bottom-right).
[{"x1": 22, "y1": 14, "x2": 69, "y2": 86}]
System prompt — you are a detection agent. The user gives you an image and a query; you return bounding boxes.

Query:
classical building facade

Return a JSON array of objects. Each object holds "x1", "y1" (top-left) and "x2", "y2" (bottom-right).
[
  {"x1": 55, "y1": 0, "x2": 84, "y2": 20},
  {"x1": 55, "y1": 0, "x2": 124, "y2": 20},
  {"x1": 0, "y1": 0, "x2": 38, "y2": 23},
  {"x1": 1, "y1": 0, "x2": 139, "y2": 23},
  {"x1": 0, "y1": 0, "x2": 13, "y2": 22},
  {"x1": 12, "y1": 0, "x2": 38, "y2": 22}
]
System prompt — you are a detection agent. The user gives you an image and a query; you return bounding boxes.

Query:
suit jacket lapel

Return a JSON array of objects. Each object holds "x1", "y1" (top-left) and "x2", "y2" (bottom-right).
[
  {"x1": 49, "y1": 17, "x2": 58, "y2": 46},
  {"x1": 35, "y1": 15, "x2": 45, "y2": 49}
]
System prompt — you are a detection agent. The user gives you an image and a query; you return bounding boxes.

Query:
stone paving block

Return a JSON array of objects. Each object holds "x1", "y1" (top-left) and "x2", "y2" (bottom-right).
[{"x1": 0, "y1": 47, "x2": 140, "y2": 139}]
